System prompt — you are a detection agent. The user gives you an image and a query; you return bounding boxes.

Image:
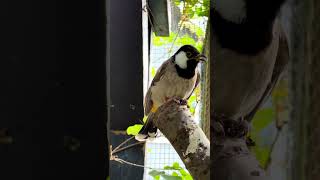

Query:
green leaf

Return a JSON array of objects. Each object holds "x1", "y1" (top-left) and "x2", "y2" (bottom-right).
[
  {"x1": 175, "y1": 0, "x2": 209, "y2": 18},
  {"x1": 252, "y1": 108, "x2": 275, "y2": 132},
  {"x1": 149, "y1": 170, "x2": 182, "y2": 180},
  {"x1": 143, "y1": 116, "x2": 148, "y2": 123},
  {"x1": 164, "y1": 162, "x2": 182, "y2": 170},
  {"x1": 151, "y1": 67, "x2": 157, "y2": 78},
  {"x1": 164, "y1": 166, "x2": 181, "y2": 170},
  {"x1": 161, "y1": 174, "x2": 182, "y2": 180},
  {"x1": 179, "y1": 169, "x2": 193, "y2": 180},
  {"x1": 149, "y1": 170, "x2": 165, "y2": 180},
  {"x1": 126, "y1": 124, "x2": 143, "y2": 135},
  {"x1": 172, "y1": 172, "x2": 180, "y2": 176},
  {"x1": 252, "y1": 146, "x2": 270, "y2": 168},
  {"x1": 187, "y1": 94, "x2": 196, "y2": 106},
  {"x1": 152, "y1": 32, "x2": 178, "y2": 46},
  {"x1": 172, "y1": 162, "x2": 181, "y2": 169}
]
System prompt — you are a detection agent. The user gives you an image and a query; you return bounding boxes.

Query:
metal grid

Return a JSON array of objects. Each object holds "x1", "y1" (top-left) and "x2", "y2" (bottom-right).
[{"x1": 144, "y1": 141, "x2": 187, "y2": 180}]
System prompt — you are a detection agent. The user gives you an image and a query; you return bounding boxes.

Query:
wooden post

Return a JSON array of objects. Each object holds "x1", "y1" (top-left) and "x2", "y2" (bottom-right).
[
  {"x1": 0, "y1": 1, "x2": 107, "y2": 180},
  {"x1": 107, "y1": 0, "x2": 145, "y2": 179}
]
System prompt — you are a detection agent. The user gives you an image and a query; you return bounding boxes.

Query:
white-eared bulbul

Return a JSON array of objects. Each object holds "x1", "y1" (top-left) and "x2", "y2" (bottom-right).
[{"x1": 135, "y1": 45, "x2": 207, "y2": 141}]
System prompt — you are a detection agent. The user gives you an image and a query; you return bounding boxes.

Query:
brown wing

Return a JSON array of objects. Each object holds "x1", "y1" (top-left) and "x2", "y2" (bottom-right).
[
  {"x1": 245, "y1": 26, "x2": 289, "y2": 122},
  {"x1": 144, "y1": 58, "x2": 173, "y2": 115},
  {"x1": 186, "y1": 70, "x2": 201, "y2": 100}
]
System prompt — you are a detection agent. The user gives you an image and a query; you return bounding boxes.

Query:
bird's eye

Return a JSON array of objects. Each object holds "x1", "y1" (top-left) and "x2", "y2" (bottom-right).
[{"x1": 186, "y1": 52, "x2": 192, "y2": 57}]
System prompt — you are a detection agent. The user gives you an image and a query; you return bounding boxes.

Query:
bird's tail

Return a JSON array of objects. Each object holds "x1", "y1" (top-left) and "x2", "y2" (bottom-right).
[{"x1": 135, "y1": 113, "x2": 158, "y2": 141}]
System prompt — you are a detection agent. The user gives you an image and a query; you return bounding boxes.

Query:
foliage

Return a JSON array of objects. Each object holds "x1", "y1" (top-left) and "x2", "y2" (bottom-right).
[
  {"x1": 250, "y1": 107, "x2": 275, "y2": 168},
  {"x1": 151, "y1": 67, "x2": 157, "y2": 78},
  {"x1": 249, "y1": 78, "x2": 289, "y2": 168},
  {"x1": 126, "y1": 124, "x2": 144, "y2": 136},
  {"x1": 253, "y1": 146, "x2": 270, "y2": 168},
  {"x1": 251, "y1": 108, "x2": 275, "y2": 132},
  {"x1": 126, "y1": 116, "x2": 148, "y2": 136},
  {"x1": 173, "y1": 0, "x2": 209, "y2": 18},
  {"x1": 149, "y1": 162, "x2": 193, "y2": 180},
  {"x1": 152, "y1": 32, "x2": 202, "y2": 52},
  {"x1": 152, "y1": 0, "x2": 209, "y2": 52}
]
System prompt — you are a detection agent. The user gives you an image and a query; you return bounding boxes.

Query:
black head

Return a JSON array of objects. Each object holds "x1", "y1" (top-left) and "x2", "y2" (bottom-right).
[
  {"x1": 173, "y1": 45, "x2": 207, "y2": 79},
  {"x1": 212, "y1": 0, "x2": 286, "y2": 55},
  {"x1": 175, "y1": 45, "x2": 200, "y2": 57}
]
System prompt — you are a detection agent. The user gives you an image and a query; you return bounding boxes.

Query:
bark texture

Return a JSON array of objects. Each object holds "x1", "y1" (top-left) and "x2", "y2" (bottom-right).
[
  {"x1": 212, "y1": 137, "x2": 268, "y2": 180},
  {"x1": 200, "y1": 21, "x2": 210, "y2": 138},
  {"x1": 152, "y1": 100, "x2": 210, "y2": 180},
  {"x1": 289, "y1": 0, "x2": 320, "y2": 179},
  {"x1": 308, "y1": 0, "x2": 320, "y2": 178},
  {"x1": 287, "y1": 0, "x2": 310, "y2": 179}
]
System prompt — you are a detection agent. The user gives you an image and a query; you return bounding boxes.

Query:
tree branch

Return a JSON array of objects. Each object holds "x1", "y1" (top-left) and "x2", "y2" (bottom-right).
[
  {"x1": 151, "y1": 99, "x2": 210, "y2": 180},
  {"x1": 211, "y1": 137, "x2": 268, "y2": 180}
]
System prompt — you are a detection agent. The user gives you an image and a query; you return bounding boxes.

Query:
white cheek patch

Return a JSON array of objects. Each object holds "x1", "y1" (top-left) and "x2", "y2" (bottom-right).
[
  {"x1": 213, "y1": 0, "x2": 247, "y2": 24},
  {"x1": 175, "y1": 51, "x2": 188, "y2": 69}
]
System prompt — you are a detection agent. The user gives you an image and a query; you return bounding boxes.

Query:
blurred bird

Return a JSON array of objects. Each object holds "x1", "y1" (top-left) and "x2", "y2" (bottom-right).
[
  {"x1": 212, "y1": 0, "x2": 289, "y2": 128},
  {"x1": 135, "y1": 45, "x2": 207, "y2": 141}
]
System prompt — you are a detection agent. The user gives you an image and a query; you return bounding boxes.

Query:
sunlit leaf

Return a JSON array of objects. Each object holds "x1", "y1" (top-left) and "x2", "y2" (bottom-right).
[
  {"x1": 126, "y1": 124, "x2": 143, "y2": 135},
  {"x1": 172, "y1": 162, "x2": 180, "y2": 169},
  {"x1": 252, "y1": 146, "x2": 270, "y2": 168},
  {"x1": 164, "y1": 162, "x2": 182, "y2": 170},
  {"x1": 149, "y1": 170, "x2": 165, "y2": 180},
  {"x1": 188, "y1": 94, "x2": 196, "y2": 106},
  {"x1": 252, "y1": 108, "x2": 275, "y2": 132},
  {"x1": 151, "y1": 67, "x2": 157, "y2": 78},
  {"x1": 172, "y1": 172, "x2": 180, "y2": 176},
  {"x1": 179, "y1": 169, "x2": 193, "y2": 180},
  {"x1": 161, "y1": 174, "x2": 182, "y2": 180},
  {"x1": 143, "y1": 116, "x2": 148, "y2": 123},
  {"x1": 149, "y1": 170, "x2": 182, "y2": 180}
]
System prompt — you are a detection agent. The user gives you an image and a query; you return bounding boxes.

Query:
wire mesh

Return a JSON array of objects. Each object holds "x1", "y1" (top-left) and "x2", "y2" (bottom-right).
[{"x1": 144, "y1": 142, "x2": 187, "y2": 180}]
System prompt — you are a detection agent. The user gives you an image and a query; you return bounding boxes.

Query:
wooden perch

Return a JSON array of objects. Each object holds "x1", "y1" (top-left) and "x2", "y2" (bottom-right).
[{"x1": 151, "y1": 99, "x2": 210, "y2": 180}]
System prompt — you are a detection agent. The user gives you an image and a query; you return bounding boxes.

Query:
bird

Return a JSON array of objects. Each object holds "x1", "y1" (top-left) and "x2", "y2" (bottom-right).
[
  {"x1": 135, "y1": 45, "x2": 207, "y2": 141},
  {"x1": 211, "y1": 0, "x2": 289, "y2": 133}
]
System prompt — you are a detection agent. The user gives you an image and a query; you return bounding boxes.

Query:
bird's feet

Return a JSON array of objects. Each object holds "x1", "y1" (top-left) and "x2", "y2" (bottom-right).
[{"x1": 167, "y1": 96, "x2": 188, "y2": 106}]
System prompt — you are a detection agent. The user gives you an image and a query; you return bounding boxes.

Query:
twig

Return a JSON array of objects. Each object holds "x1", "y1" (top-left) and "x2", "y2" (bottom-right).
[
  {"x1": 112, "y1": 136, "x2": 134, "y2": 152},
  {"x1": 112, "y1": 141, "x2": 145, "y2": 154},
  {"x1": 112, "y1": 156, "x2": 175, "y2": 171}
]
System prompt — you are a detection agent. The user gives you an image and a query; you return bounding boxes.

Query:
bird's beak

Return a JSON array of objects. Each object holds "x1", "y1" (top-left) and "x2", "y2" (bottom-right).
[{"x1": 196, "y1": 54, "x2": 207, "y2": 62}]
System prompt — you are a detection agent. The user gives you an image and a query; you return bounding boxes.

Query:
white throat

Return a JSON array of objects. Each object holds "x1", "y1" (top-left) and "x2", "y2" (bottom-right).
[
  {"x1": 175, "y1": 51, "x2": 188, "y2": 69},
  {"x1": 213, "y1": 0, "x2": 247, "y2": 24}
]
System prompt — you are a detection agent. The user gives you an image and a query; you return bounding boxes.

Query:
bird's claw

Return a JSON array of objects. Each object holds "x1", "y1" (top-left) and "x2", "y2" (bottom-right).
[
  {"x1": 172, "y1": 98, "x2": 181, "y2": 104},
  {"x1": 166, "y1": 97, "x2": 188, "y2": 106},
  {"x1": 179, "y1": 99, "x2": 188, "y2": 106}
]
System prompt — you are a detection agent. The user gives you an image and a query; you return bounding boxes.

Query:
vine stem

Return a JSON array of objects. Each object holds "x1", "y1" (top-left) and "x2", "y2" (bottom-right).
[
  {"x1": 112, "y1": 135, "x2": 135, "y2": 153},
  {"x1": 111, "y1": 155, "x2": 178, "y2": 171},
  {"x1": 112, "y1": 141, "x2": 145, "y2": 154}
]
